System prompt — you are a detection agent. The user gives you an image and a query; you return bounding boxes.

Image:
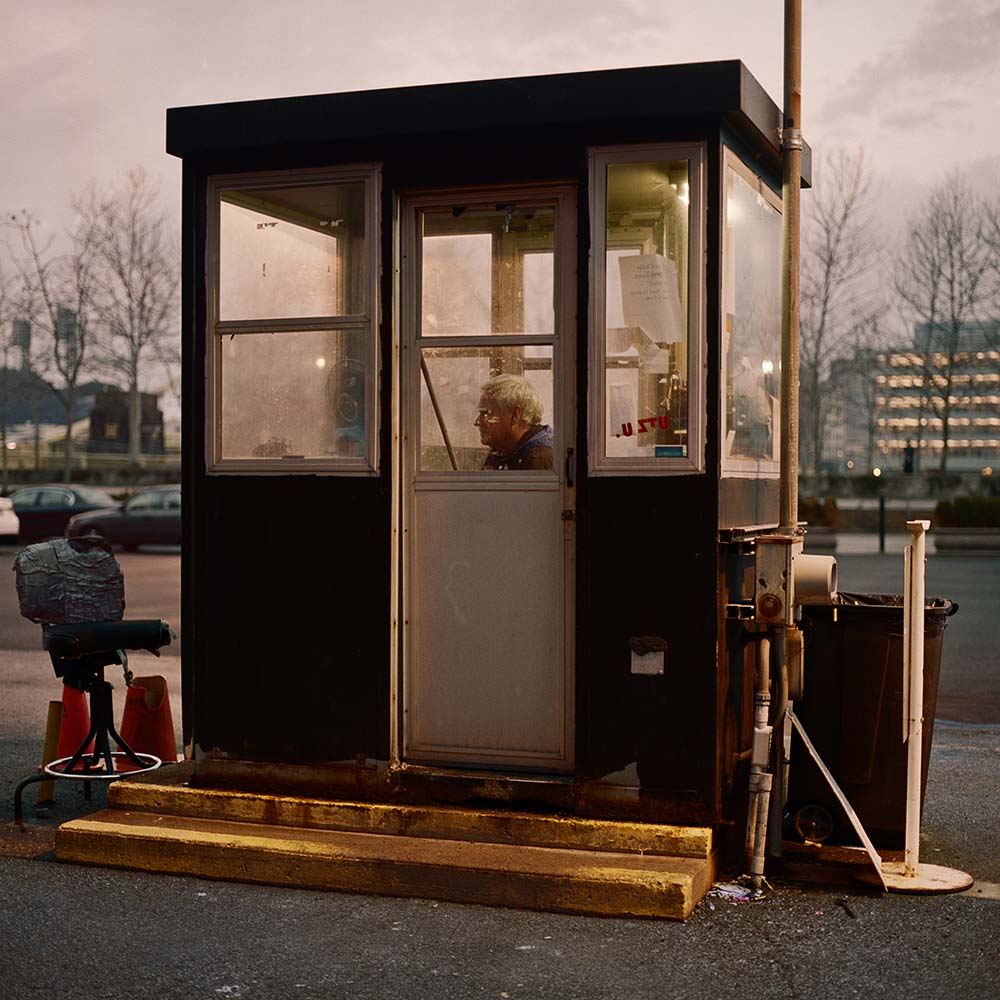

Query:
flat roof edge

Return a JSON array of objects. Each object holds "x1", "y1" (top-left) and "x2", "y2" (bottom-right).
[{"x1": 166, "y1": 60, "x2": 772, "y2": 158}]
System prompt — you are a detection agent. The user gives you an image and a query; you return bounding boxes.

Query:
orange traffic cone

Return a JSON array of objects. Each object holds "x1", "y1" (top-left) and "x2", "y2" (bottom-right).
[
  {"x1": 56, "y1": 684, "x2": 94, "y2": 761},
  {"x1": 119, "y1": 675, "x2": 177, "y2": 763}
]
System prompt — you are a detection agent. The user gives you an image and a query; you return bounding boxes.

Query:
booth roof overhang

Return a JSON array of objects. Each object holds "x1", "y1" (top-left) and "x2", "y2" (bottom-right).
[{"x1": 165, "y1": 59, "x2": 811, "y2": 186}]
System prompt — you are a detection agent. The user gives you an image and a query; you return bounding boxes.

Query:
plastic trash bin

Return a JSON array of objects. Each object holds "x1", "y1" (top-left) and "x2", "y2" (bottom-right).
[{"x1": 787, "y1": 592, "x2": 958, "y2": 848}]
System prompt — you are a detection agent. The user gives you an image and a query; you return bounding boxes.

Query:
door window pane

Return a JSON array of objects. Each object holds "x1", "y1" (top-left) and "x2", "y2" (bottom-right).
[
  {"x1": 219, "y1": 181, "x2": 366, "y2": 320},
  {"x1": 604, "y1": 160, "x2": 690, "y2": 460},
  {"x1": 419, "y1": 346, "x2": 554, "y2": 471},
  {"x1": 723, "y1": 164, "x2": 782, "y2": 466},
  {"x1": 421, "y1": 207, "x2": 555, "y2": 336},
  {"x1": 220, "y1": 329, "x2": 368, "y2": 460}
]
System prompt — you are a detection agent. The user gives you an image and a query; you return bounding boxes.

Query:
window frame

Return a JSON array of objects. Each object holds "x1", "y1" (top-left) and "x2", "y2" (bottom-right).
[
  {"x1": 720, "y1": 148, "x2": 783, "y2": 480},
  {"x1": 205, "y1": 165, "x2": 382, "y2": 475},
  {"x1": 588, "y1": 142, "x2": 706, "y2": 476},
  {"x1": 402, "y1": 185, "x2": 575, "y2": 488}
]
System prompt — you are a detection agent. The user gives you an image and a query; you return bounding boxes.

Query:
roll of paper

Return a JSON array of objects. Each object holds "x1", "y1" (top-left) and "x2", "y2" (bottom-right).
[{"x1": 795, "y1": 554, "x2": 838, "y2": 605}]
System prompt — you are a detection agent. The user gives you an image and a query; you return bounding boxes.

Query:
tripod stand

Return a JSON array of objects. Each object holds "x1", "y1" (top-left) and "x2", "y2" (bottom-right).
[{"x1": 14, "y1": 652, "x2": 161, "y2": 827}]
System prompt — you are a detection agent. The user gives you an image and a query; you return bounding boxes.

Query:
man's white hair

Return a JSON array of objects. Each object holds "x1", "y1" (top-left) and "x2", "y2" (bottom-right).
[{"x1": 481, "y1": 374, "x2": 544, "y2": 425}]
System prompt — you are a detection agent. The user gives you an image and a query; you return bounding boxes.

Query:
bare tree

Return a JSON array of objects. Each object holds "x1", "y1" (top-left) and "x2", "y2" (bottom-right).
[
  {"x1": 0, "y1": 261, "x2": 12, "y2": 489},
  {"x1": 846, "y1": 316, "x2": 890, "y2": 473},
  {"x1": 6, "y1": 211, "x2": 98, "y2": 482},
  {"x1": 799, "y1": 149, "x2": 879, "y2": 473},
  {"x1": 78, "y1": 169, "x2": 178, "y2": 466},
  {"x1": 895, "y1": 175, "x2": 996, "y2": 474},
  {"x1": 982, "y1": 189, "x2": 1000, "y2": 334}
]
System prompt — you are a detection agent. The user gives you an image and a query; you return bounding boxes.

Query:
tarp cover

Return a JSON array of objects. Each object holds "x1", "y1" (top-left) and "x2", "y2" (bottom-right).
[{"x1": 13, "y1": 537, "x2": 124, "y2": 624}]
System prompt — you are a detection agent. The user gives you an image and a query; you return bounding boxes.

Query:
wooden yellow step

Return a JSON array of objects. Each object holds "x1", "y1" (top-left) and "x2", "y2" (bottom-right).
[
  {"x1": 57, "y1": 809, "x2": 715, "y2": 920},
  {"x1": 108, "y1": 776, "x2": 712, "y2": 859}
]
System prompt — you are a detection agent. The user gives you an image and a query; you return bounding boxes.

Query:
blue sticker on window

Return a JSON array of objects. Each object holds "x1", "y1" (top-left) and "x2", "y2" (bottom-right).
[{"x1": 654, "y1": 446, "x2": 685, "y2": 458}]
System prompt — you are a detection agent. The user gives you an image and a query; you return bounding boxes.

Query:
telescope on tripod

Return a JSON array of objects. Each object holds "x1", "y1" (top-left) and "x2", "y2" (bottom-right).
[{"x1": 12, "y1": 536, "x2": 174, "y2": 826}]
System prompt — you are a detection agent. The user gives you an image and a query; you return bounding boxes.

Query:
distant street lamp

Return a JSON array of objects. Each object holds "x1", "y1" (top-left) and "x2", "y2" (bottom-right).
[{"x1": 873, "y1": 467, "x2": 886, "y2": 552}]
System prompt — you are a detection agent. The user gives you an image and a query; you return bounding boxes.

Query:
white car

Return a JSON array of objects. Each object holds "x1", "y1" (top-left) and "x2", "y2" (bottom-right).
[{"x1": 0, "y1": 495, "x2": 19, "y2": 542}]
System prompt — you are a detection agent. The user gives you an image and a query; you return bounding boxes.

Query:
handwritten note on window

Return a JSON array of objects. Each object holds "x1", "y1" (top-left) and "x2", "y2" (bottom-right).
[{"x1": 618, "y1": 254, "x2": 685, "y2": 345}]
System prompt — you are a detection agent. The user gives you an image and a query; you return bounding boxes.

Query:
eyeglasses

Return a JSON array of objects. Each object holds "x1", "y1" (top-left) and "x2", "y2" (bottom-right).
[{"x1": 474, "y1": 408, "x2": 501, "y2": 426}]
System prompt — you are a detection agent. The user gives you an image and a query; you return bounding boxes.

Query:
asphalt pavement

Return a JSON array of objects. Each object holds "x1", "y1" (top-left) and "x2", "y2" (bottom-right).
[{"x1": 0, "y1": 542, "x2": 997, "y2": 999}]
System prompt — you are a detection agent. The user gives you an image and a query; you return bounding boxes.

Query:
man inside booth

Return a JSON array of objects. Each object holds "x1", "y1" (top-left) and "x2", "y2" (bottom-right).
[{"x1": 474, "y1": 374, "x2": 554, "y2": 471}]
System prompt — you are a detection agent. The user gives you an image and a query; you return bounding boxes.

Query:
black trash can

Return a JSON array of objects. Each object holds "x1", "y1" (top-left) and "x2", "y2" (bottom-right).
[{"x1": 788, "y1": 592, "x2": 958, "y2": 848}]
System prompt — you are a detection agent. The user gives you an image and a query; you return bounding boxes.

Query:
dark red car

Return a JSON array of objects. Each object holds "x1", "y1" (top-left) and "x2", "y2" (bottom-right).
[{"x1": 65, "y1": 484, "x2": 181, "y2": 550}]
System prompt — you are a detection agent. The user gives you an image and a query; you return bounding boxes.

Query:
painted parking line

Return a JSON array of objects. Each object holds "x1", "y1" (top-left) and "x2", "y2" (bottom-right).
[{"x1": 961, "y1": 882, "x2": 1000, "y2": 899}]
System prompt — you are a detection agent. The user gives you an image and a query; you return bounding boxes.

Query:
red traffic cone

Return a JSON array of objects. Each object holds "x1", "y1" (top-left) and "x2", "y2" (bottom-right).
[
  {"x1": 56, "y1": 684, "x2": 94, "y2": 762},
  {"x1": 120, "y1": 675, "x2": 177, "y2": 763}
]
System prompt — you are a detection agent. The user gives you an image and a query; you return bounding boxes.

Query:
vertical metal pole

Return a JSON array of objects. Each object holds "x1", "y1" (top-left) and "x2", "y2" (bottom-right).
[
  {"x1": 879, "y1": 495, "x2": 886, "y2": 553},
  {"x1": 748, "y1": 637, "x2": 773, "y2": 888},
  {"x1": 876, "y1": 515, "x2": 972, "y2": 891},
  {"x1": 779, "y1": 0, "x2": 802, "y2": 533},
  {"x1": 37, "y1": 700, "x2": 64, "y2": 805},
  {"x1": 420, "y1": 356, "x2": 458, "y2": 471},
  {"x1": 903, "y1": 520, "x2": 929, "y2": 877}
]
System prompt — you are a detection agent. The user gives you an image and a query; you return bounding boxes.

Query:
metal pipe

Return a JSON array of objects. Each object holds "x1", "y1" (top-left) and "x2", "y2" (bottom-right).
[
  {"x1": 779, "y1": 0, "x2": 802, "y2": 533},
  {"x1": 420, "y1": 355, "x2": 458, "y2": 470},
  {"x1": 747, "y1": 636, "x2": 773, "y2": 887},
  {"x1": 767, "y1": 632, "x2": 790, "y2": 857},
  {"x1": 904, "y1": 520, "x2": 929, "y2": 876}
]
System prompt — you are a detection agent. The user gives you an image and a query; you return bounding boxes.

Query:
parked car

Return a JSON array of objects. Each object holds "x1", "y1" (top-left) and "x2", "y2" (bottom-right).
[
  {"x1": 0, "y1": 495, "x2": 19, "y2": 542},
  {"x1": 10, "y1": 484, "x2": 118, "y2": 542},
  {"x1": 65, "y1": 484, "x2": 181, "y2": 550}
]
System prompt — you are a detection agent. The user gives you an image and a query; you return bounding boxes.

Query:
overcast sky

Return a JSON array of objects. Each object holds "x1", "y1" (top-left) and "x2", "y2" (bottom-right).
[{"x1": 3, "y1": 0, "x2": 1000, "y2": 243}]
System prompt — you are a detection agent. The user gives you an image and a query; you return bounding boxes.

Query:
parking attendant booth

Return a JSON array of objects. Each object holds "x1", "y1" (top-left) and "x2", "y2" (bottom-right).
[{"x1": 57, "y1": 62, "x2": 812, "y2": 919}]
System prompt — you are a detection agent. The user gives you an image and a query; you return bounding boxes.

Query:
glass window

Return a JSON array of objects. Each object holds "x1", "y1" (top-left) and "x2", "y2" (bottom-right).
[
  {"x1": 219, "y1": 182, "x2": 366, "y2": 321},
  {"x1": 590, "y1": 145, "x2": 704, "y2": 474},
  {"x1": 39, "y1": 489, "x2": 73, "y2": 507},
  {"x1": 420, "y1": 346, "x2": 554, "y2": 471},
  {"x1": 220, "y1": 329, "x2": 368, "y2": 461},
  {"x1": 208, "y1": 167, "x2": 379, "y2": 474},
  {"x1": 414, "y1": 198, "x2": 561, "y2": 477},
  {"x1": 421, "y1": 207, "x2": 555, "y2": 337},
  {"x1": 722, "y1": 153, "x2": 782, "y2": 475},
  {"x1": 74, "y1": 486, "x2": 116, "y2": 505},
  {"x1": 128, "y1": 492, "x2": 163, "y2": 512}
]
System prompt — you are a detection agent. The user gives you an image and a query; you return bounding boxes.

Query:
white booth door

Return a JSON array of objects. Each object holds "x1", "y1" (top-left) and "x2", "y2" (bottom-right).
[{"x1": 400, "y1": 186, "x2": 576, "y2": 771}]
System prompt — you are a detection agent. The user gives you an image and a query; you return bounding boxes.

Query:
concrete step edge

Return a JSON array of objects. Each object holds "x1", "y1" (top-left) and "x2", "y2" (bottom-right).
[
  {"x1": 57, "y1": 811, "x2": 715, "y2": 920},
  {"x1": 108, "y1": 780, "x2": 713, "y2": 858}
]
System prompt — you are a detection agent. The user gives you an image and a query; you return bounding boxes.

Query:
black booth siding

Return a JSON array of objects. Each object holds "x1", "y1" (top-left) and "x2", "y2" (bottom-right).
[{"x1": 179, "y1": 120, "x2": 775, "y2": 823}]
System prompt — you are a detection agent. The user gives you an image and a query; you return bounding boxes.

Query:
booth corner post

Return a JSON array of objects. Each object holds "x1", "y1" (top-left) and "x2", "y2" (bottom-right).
[
  {"x1": 745, "y1": 0, "x2": 804, "y2": 891},
  {"x1": 779, "y1": 0, "x2": 802, "y2": 537}
]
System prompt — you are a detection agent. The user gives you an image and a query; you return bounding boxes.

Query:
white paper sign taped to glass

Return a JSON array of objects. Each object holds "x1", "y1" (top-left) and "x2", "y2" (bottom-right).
[{"x1": 618, "y1": 254, "x2": 685, "y2": 346}]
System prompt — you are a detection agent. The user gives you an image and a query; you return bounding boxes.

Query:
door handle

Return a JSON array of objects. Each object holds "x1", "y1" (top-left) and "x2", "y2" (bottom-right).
[{"x1": 565, "y1": 447, "x2": 575, "y2": 487}]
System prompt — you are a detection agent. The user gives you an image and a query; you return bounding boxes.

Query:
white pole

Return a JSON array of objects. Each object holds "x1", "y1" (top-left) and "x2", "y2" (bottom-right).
[
  {"x1": 873, "y1": 520, "x2": 970, "y2": 892},
  {"x1": 904, "y1": 520, "x2": 929, "y2": 876}
]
